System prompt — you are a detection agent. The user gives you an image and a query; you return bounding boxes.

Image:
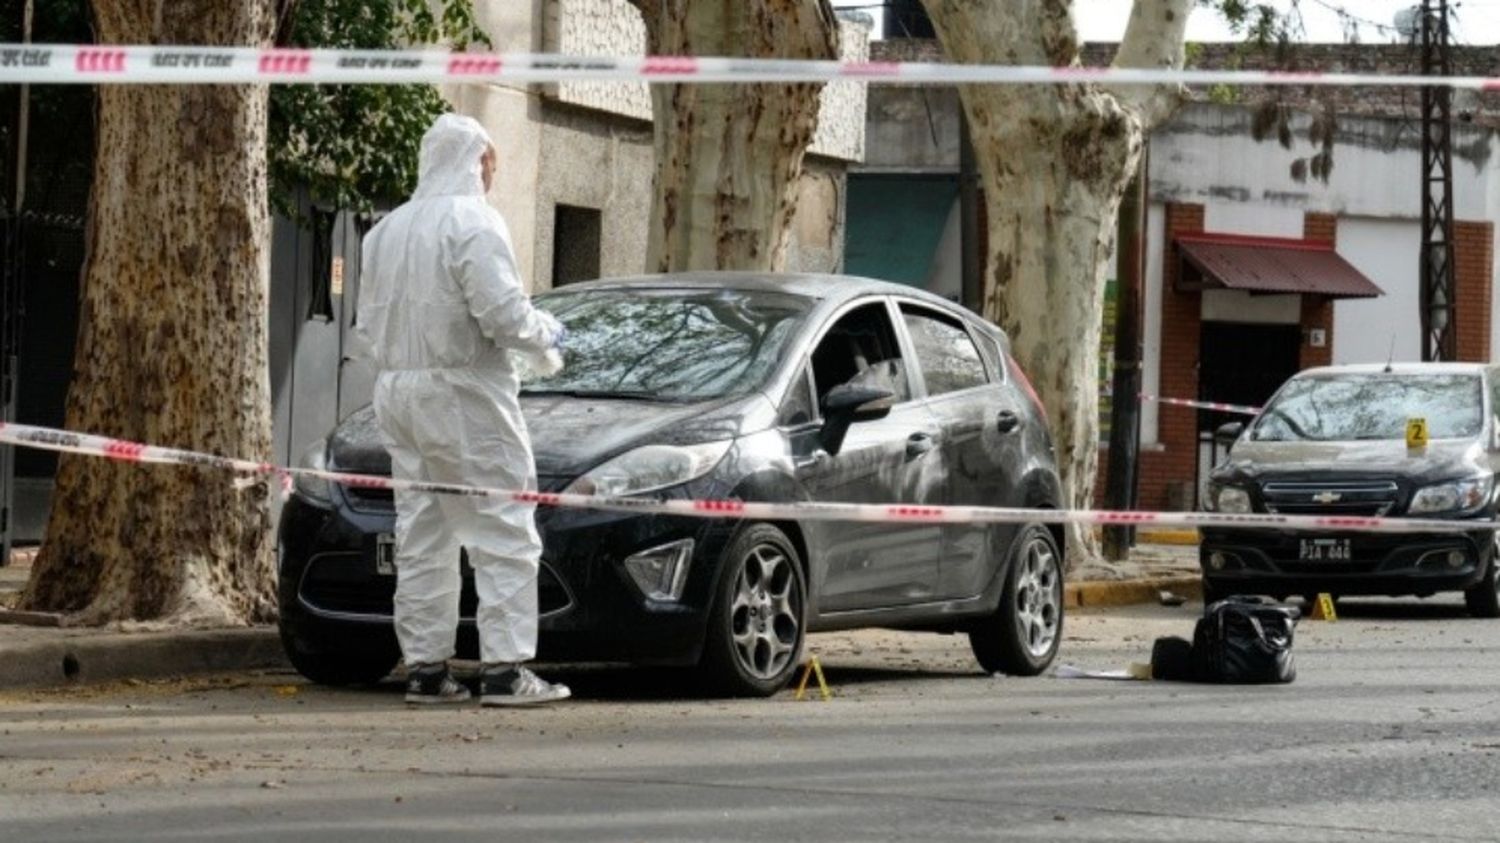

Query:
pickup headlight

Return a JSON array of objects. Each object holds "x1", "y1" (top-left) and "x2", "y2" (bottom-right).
[
  {"x1": 1409, "y1": 476, "x2": 1492, "y2": 515},
  {"x1": 565, "y1": 441, "x2": 733, "y2": 497},
  {"x1": 293, "y1": 439, "x2": 334, "y2": 506},
  {"x1": 1207, "y1": 484, "x2": 1252, "y2": 514}
]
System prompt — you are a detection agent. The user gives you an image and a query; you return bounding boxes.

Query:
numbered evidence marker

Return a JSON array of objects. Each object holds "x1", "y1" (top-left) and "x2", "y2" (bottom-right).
[
  {"x1": 1406, "y1": 417, "x2": 1428, "y2": 451},
  {"x1": 1309, "y1": 593, "x2": 1338, "y2": 622}
]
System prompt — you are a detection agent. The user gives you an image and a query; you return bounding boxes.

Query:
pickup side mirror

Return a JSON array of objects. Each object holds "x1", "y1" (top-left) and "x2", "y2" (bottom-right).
[
  {"x1": 1215, "y1": 421, "x2": 1245, "y2": 447},
  {"x1": 820, "y1": 383, "x2": 895, "y2": 455}
]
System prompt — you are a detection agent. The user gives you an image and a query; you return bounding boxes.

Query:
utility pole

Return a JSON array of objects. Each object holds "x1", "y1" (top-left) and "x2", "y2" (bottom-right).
[
  {"x1": 1419, "y1": 0, "x2": 1456, "y2": 361},
  {"x1": 1103, "y1": 156, "x2": 1147, "y2": 561}
]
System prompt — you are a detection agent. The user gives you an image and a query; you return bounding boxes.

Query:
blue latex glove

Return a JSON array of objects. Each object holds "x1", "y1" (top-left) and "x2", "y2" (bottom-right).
[{"x1": 552, "y1": 323, "x2": 569, "y2": 350}]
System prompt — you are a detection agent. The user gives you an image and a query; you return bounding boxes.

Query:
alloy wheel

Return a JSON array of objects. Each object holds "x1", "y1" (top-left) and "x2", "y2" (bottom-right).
[
  {"x1": 1012, "y1": 534, "x2": 1062, "y2": 659},
  {"x1": 729, "y1": 543, "x2": 803, "y2": 679}
]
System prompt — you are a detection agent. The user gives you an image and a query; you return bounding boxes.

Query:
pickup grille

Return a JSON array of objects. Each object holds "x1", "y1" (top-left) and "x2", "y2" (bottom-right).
[{"x1": 1260, "y1": 480, "x2": 1399, "y2": 517}]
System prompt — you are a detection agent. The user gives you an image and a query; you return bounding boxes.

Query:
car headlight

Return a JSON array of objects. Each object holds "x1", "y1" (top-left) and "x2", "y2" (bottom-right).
[
  {"x1": 1409, "y1": 476, "x2": 1492, "y2": 515},
  {"x1": 293, "y1": 439, "x2": 334, "y2": 506},
  {"x1": 1208, "y1": 485, "x2": 1252, "y2": 514},
  {"x1": 623, "y1": 539, "x2": 695, "y2": 602},
  {"x1": 565, "y1": 440, "x2": 733, "y2": 497}
]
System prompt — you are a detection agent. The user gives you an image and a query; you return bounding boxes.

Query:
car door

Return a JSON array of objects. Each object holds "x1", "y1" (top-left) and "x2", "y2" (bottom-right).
[
  {"x1": 793, "y1": 299, "x2": 945, "y2": 613},
  {"x1": 896, "y1": 301, "x2": 1025, "y2": 601}
]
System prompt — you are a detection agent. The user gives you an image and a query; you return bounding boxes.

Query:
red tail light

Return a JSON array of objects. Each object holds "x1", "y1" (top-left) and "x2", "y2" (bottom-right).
[{"x1": 1008, "y1": 355, "x2": 1047, "y2": 423}]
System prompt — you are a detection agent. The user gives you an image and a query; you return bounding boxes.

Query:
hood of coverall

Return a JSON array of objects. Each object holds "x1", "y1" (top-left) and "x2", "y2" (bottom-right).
[{"x1": 412, "y1": 113, "x2": 491, "y2": 200}]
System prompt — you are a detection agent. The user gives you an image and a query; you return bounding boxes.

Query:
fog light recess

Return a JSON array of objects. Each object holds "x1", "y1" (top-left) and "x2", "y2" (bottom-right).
[{"x1": 623, "y1": 539, "x2": 695, "y2": 602}]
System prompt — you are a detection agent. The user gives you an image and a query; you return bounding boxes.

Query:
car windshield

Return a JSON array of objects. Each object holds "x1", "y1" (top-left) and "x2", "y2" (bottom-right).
[
  {"x1": 520, "y1": 288, "x2": 809, "y2": 402},
  {"x1": 1250, "y1": 373, "x2": 1484, "y2": 442}
]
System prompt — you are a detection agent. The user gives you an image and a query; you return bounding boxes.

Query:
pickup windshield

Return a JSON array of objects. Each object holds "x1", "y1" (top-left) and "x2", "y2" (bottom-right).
[
  {"x1": 1251, "y1": 373, "x2": 1484, "y2": 442},
  {"x1": 519, "y1": 288, "x2": 808, "y2": 402}
]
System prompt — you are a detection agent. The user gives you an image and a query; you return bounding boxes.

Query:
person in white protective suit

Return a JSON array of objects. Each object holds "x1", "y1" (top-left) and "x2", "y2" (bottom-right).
[{"x1": 357, "y1": 113, "x2": 570, "y2": 706}]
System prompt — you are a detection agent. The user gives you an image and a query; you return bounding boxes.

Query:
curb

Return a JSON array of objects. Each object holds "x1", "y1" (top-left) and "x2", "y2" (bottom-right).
[
  {"x1": 1066, "y1": 575, "x2": 1202, "y2": 609},
  {"x1": 0, "y1": 627, "x2": 288, "y2": 690},
  {"x1": 1137, "y1": 529, "x2": 1199, "y2": 546}
]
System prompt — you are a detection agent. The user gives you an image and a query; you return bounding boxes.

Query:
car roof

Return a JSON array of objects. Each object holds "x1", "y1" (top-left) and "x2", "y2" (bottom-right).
[
  {"x1": 1298, "y1": 362, "x2": 1491, "y2": 377},
  {"x1": 548, "y1": 271, "x2": 967, "y2": 314}
]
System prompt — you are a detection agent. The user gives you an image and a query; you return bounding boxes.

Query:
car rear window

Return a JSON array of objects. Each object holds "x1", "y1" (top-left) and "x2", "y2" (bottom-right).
[
  {"x1": 522, "y1": 288, "x2": 809, "y2": 402},
  {"x1": 1251, "y1": 373, "x2": 1484, "y2": 442}
]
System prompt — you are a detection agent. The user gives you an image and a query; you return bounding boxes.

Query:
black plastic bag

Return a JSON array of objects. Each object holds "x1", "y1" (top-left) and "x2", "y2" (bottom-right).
[
  {"x1": 1151, "y1": 596, "x2": 1299, "y2": 684},
  {"x1": 1191, "y1": 595, "x2": 1299, "y2": 684}
]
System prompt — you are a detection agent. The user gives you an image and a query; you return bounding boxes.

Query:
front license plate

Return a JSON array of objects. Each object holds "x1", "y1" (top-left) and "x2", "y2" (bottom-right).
[
  {"x1": 375, "y1": 533, "x2": 396, "y2": 575},
  {"x1": 1299, "y1": 538, "x2": 1350, "y2": 562}
]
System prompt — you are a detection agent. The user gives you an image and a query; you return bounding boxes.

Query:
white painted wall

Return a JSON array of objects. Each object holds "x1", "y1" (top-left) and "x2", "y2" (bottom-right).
[
  {"x1": 1152, "y1": 104, "x2": 1497, "y2": 222},
  {"x1": 1332, "y1": 217, "x2": 1423, "y2": 365},
  {"x1": 1201, "y1": 290, "x2": 1301, "y2": 324},
  {"x1": 1203, "y1": 202, "x2": 1304, "y2": 239}
]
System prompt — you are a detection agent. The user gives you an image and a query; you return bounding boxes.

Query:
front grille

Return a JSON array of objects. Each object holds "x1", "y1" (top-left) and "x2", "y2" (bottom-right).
[
  {"x1": 299, "y1": 552, "x2": 574, "y2": 618},
  {"x1": 1261, "y1": 481, "x2": 1399, "y2": 517}
]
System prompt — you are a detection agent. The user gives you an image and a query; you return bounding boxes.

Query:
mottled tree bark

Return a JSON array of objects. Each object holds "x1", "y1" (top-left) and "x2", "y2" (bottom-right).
[
  {"x1": 20, "y1": 1, "x2": 284, "y2": 625},
  {"x1": 921, "y1": 0, "x2": 1190, "y2": 564},
  {"x1": 628, "y1": 0, "x2": 838, "y2": 272}
]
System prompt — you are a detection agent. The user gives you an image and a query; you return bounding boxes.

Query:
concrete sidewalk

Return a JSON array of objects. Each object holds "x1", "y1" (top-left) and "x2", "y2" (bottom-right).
[{"x1": 1, "y1": 542, "x2": 1200, "y2": 690}]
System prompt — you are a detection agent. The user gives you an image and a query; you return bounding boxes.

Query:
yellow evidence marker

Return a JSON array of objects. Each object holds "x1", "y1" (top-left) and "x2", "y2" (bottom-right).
[
  {"x1": 794, "y1": 655, "x2": 832, "y2": 701},
  {"x1": 1308, "y1": 593, "x2": 1338, "y2": 622},
  {"x1": 1406, "y1": 417, "x2": 1428, "y2": 451}
]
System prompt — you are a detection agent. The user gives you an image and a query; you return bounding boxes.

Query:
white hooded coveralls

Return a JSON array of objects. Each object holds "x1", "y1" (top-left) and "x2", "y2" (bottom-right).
[{"x1": 356, "y1": 114, "x2": 562, "y2": 667}]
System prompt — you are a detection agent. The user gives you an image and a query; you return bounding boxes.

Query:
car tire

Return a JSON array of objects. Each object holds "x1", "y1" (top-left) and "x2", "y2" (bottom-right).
[
  {"x1": 969, "y1": 524, "x2": 1064, "y2": 676},
  {"x1": 279, "y1": 622, "x2": 401, "y2": 686},
  {"x1": 1464, "y1": 537, "x2": 1500, "y2": 619},
  {"x1": 700, "y1": 523, "x2": 807, "y2": 697}
]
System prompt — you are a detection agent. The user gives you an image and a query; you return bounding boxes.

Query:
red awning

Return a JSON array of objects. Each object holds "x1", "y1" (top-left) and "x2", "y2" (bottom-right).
[{"x1": 1175, "y1": 232, "x2": 1384, "y2": 299}]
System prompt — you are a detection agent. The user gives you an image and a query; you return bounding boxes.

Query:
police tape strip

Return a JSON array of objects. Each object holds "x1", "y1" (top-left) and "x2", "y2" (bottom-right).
[
  {"x1": 1139, "y1": 395, "x2": 1262, "y2": 416},
  {"x1": 0, "y1": 420, "x2": 1484, "y2": 535},
  {"x1": 4, "y1": 43, "x2": 1500, "y2": 89}
]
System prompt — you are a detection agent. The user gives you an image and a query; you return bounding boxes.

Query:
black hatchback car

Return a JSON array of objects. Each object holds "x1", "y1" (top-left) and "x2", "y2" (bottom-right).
[
  {"x1": 278, "y1": 273, "x2": 1065, "y2": 695},
  {"x1": 1202, "y1": 363, "x2": 1500, "y2": 617}
]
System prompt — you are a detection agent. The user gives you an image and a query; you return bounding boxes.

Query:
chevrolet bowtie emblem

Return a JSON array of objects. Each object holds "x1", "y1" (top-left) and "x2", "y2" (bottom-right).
[{"x1": 1312, "y1": 491, "x2": 1343, "y2": 504}]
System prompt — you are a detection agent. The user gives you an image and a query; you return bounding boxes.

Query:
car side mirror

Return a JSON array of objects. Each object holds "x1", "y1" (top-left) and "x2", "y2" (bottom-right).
[
  {"x1": 1215, "y1": 421, "x2": 1245, "y2": 447},
  {"x1": 820, "y1": 383, "x2": 895, "y2": 455}
]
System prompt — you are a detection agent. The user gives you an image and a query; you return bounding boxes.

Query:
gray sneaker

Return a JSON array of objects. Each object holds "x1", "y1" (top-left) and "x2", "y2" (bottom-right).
[
  {"x1": 404, "y1": 663, "x2": 472, "y2": 705},
  {"x1": 480, "y1": 665, "x2": 571, "y2": 707}
]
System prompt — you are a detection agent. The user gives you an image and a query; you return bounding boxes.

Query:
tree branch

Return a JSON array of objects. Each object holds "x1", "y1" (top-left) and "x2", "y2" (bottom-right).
[{"x1": 1110, "y1": 0, "x2": 1192, "y2": 128}]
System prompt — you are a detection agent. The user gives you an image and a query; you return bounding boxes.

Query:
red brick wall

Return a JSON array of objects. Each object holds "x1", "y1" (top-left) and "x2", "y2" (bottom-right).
[
  {"x1": 1300, "y1": 213, "x2": 1338, "y2": 370},
  {"x1": 1455, "y1": 220, "x2": 1494, "y2": 363}
]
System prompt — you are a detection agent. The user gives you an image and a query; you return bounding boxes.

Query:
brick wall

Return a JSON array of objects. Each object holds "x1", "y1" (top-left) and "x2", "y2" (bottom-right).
[
  {"x1": 1455, "y1": 220, "x2": 1494, "y2": 363},
  {"x1": 1299, "y1": 213, "x2": 1338, "y2": 370}
]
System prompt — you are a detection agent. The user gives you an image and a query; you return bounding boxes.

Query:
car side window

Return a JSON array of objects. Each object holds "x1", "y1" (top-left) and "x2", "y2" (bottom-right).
[
  {"x1": 809, "y1": 302, "x2": 911, "y2": 408},
  {"x1": 899, "y1": 304, "x2": 989, "y2": 396},
  {"x1": 780, "y1": 365, "x2": 818, "y2": 426}
]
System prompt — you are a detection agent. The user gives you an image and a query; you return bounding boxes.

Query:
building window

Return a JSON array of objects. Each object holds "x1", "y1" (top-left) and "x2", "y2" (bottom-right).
[{"x1": 552, "y1": 204, "x2": 602, "y2": 287}]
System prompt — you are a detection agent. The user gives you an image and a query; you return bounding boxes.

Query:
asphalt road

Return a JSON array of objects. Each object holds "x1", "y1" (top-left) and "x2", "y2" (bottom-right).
[{"x1": 4, "y1": 597, "x2": 1500, "y2": 842}]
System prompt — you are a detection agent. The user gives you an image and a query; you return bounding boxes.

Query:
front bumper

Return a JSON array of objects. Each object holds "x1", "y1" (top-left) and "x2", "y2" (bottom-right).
[
  {"x1": 1200, "y1": 525, "x2": 1495, "y2": 597},
  {"x1": 277, "y1": 485, "x2": 739, "y2": 666}
]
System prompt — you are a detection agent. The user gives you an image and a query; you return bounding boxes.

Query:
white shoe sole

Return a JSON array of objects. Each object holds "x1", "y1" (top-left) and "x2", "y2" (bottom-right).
[{"x1": 480, "y1": 687, "x2": 572, "y2": 707}]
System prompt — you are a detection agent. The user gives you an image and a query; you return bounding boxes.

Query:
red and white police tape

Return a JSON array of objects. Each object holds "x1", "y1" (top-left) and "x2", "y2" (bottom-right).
[
  {"x1": 1138, "y1": 394, "x2": 1262, "y2": 416},
  {"x1": 5, "y1": 43, "x2": 1500, "y2": 89},
  {"x1": 0, "y1": 420, "x2": 1481, "y2": 535}
]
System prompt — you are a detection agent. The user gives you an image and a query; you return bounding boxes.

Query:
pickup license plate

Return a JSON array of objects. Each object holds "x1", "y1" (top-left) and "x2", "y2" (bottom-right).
[
  {"x1": 1299, "y1": 538, "x2": 1350, "y2": 562},
  {"x1": 375, "y1": 533, "x2": 396, "y2": 575}
]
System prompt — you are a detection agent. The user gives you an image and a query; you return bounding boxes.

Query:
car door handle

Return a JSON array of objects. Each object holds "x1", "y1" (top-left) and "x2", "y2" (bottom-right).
[
  {"x1": 996, "y1": 411, "x2": 1020, "y2": 434},
  {"x1": 906, "y1": 432, "x2": 936, "y2": 458}
]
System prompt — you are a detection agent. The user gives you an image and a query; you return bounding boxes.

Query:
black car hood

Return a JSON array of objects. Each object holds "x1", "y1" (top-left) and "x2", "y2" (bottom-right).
[
  {"x1": 326, "y1": 393, "x2": 766, "y2": 478},
  {"x1": 1216, "y1": 437, "x2": 1487, "y2": 485}
]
